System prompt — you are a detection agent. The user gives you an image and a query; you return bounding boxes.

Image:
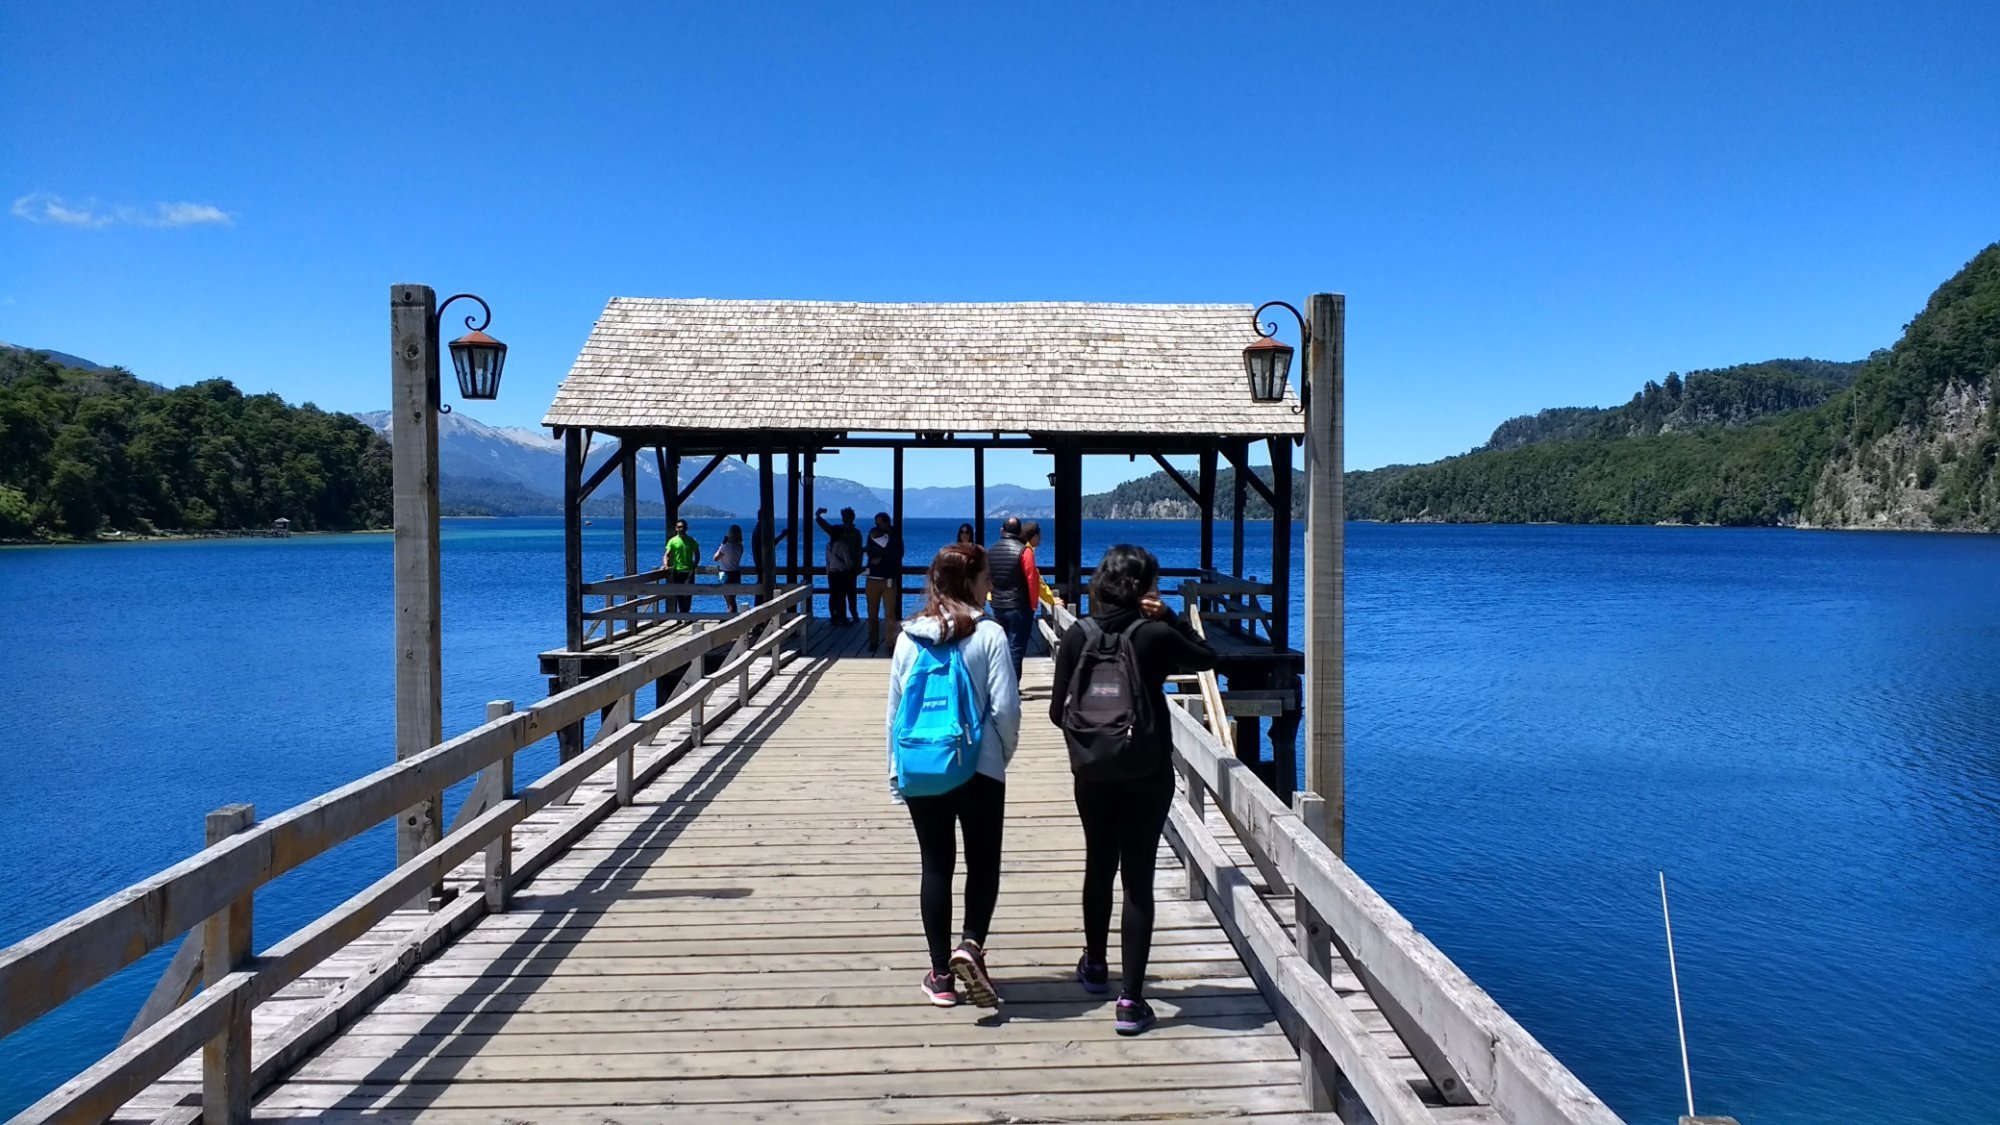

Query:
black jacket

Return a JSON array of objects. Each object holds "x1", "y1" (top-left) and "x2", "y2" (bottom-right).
[
  {"x1": 986, "y1": 533, "x2": 1031, "y2": 611},
  {"x1": 1050, "y1": 607, "x2": 1218, "y2": 763},
  {"x1": 862, "y1": 526, "x2": 904, "y2": 580}
]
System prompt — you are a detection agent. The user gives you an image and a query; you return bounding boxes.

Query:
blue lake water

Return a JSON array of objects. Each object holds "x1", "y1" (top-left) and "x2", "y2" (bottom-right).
[{"x1": 2, "y1": 518, "x2": 1996, "y2": 1123}]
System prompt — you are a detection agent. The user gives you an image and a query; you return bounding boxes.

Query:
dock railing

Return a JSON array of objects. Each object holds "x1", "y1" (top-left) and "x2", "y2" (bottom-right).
[
  {"x1": 1041, "y1": 600, "x2": 1623, "y2": 1125},
  {"x1": 0, "y1": 587, "x2": 810, "y2": 1124}
]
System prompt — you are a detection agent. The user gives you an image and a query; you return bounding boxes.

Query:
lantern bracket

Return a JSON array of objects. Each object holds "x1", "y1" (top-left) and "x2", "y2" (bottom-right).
[
  {"x1": 1252, "y1": 300, "x2": 1309, "y2": 415},
  {"x1": 430, "y1": 294, "x2": 497, "y2": 414}
]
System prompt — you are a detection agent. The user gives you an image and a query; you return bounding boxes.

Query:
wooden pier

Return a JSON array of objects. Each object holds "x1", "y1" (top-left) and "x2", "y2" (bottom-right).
[
  {"x1": 3, "y1": 594, "x2": 1619, "y2": 1124},
  {"x1": 2, "y1": 296, "x2": 1627, "y2": 1124}
]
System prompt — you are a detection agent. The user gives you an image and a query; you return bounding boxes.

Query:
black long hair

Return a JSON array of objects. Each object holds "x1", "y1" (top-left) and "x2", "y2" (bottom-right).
[{"x1": 1089, "y1": 544, "x2": 1158, "y2": 614}]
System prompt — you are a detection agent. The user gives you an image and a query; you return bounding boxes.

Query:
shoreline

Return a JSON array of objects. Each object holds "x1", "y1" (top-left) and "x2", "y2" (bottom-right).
[{"x1": 0, "y1": 528, "x2": 391, "y2": 549}]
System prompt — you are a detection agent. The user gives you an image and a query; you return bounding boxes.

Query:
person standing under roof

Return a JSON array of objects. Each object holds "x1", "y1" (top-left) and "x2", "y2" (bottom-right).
[
  {"x1": 862, "y1": 511, "x2": 905, "y2": 653},
  {"x1": 661, "y1": 519, "x2": 700, "y2": 614},
  {"x1": 986, "y1": 517, "x2": 1034, "y2": 681}
]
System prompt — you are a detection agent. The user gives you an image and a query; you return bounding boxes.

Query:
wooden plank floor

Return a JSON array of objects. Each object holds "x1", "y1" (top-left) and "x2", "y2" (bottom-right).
[{"x1": 194, "y1": 651, "x2": 1335, "y2": 1123}]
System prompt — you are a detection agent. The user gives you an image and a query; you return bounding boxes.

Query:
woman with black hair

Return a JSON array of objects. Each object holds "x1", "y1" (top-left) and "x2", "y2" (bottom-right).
[
  {"x1": 955, "y1": 522, "x2": 977, "y2": 546},
  {"x1": 1049, "y1": 544, "x2": 1216, "y2": 1035}
]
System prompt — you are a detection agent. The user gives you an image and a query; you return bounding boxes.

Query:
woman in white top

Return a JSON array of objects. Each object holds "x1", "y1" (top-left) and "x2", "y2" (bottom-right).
[
  {"x1": 712, "y1": 525, "x2": 744, "y2": 614},
  {"x1": 885, "y1": 543, "x2": 1021, "y2": 1008}
]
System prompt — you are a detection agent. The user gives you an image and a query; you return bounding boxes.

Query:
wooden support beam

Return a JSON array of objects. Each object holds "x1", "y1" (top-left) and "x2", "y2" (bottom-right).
[
  {"x1": 577, "y1": 442, "x2": 624, "y2": 500},
  {"x1": 563, "y1": 429, "x2": 585, "y2": 652},
  {"x1": 1232, "y1": 441, "x2": 1248, "y2": 576},
  {"x1": 654, "y1": 447, "x2": 670, "y2": 511},
  {"x1": 662, "y1": 447, "x2": 681, "y2": 527},
  {"x1": 1149, "y1": 454, "x2": 1202, "y2": 504},
  {"x1": 802, "y1": 452, "x2": 817, "y2": 618},
  {"x1": 785, "y1": 451, "x2": 800, "y2": 586},
  {"x1": 1199, "y1": 447, "x2": 1217, "y2": 573},
  {"x1": 481, "y1": 700, "x2": 514, "y2": 911},
  {"x1": 758, "y1": 446, "x2": 776, "y2": 599},
  {"x1": 389, "y1": 285, "x2": 443, "y2": 871},
  {"x1": 202, "y1": 804, "x2": 255, "y2": 1125},
  {"x1": 973, "y1": 447, "x2": 987, "y2": 544},
  {"x1": 676, "y1": 453, "x2": 727, "y2": 507},
  {"x1": 892, "y1": 446, "x2": 905, "y2": 626},
  {"x1": 620, "y1": 443, "x2": 638, "y2": 579},
  {"x1": 121, "y1": 932, "x2": 202, "y2": 1045},
  {"x1": 1305, "y1": 293, "x2": 1346, "y2": 857}
]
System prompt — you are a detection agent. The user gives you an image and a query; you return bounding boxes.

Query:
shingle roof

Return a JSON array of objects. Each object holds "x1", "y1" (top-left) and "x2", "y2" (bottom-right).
[{"x1": 543, "y1": 299, "x2": 1302, "y2": 437}]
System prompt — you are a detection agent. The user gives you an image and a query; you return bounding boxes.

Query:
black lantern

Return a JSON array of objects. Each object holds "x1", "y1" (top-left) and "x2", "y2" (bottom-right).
[
  {"x1": 437, "y1": 293, "x2": 506, "y2": 404},
  {"x1": 1242, "y1": 335, "x2": 1293, "y2": 403},
  {"x1": 1245, "y1": 300, "x2": 1308, "y2": 412},
  {"x1": 448, "y1": 329, "x2": 506, "y2": 400}
]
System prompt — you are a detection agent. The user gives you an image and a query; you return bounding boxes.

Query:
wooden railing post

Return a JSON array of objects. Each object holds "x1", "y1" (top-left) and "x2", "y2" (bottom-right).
[
  {"x1": 611, "y1": 655, "x2": 636, "y2": 806},
  {"x1": 1293, "y1": 792, "x2": 1339, "y2": 1113},
  {"x1": 1180, "y1": 759, "x2": 1208, "y2": 901},
  {"x1": 202, "y1": 803, "x2": 255, "y2": 1125},
  {"x1": 482, "y1": 701, "x2": 515, "y2": 911}
]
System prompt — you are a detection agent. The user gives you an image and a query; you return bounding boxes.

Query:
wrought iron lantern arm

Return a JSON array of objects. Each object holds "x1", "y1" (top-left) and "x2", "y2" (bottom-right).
[{"x1": 428, "y1": 293, "x2": 505, "y2": 413}]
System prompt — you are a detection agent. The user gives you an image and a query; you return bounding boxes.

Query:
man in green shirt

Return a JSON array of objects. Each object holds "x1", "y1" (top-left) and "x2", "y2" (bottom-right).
[{"x1": 662, "y1": 519, "x2": 700, "y2": 613}]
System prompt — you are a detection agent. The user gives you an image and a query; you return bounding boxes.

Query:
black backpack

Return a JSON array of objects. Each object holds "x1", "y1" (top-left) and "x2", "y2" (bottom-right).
[{"x1": 1058, "y1": 619, "x2": 1162, "y2": 780}]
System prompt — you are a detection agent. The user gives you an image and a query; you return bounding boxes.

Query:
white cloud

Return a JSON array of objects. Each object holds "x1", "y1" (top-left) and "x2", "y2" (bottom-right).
[{"x1": 10, "y1": 193, "x2": 232, "y2": 229}]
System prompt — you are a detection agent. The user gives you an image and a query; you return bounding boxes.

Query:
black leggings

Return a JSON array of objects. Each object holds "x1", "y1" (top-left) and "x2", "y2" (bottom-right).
[
  {"x1": 1075, "y1": 767, "x2": 1176, "y2": 998},
  {"x1": 906, "y1": 772, "x2": 1007, "y2": 976}
]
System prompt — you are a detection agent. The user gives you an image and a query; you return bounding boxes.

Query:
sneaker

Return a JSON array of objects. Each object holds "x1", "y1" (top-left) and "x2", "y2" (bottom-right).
[
  {"x1": 1076, "y1": 954, "x2": 1110, "y2": 994},
  {"x1": 949, "y1": 939, "x2": 999, "y2": 1008},
  {"x1": 921, "y1": 969, "x2": 958, "y2": 1008},
  {"x1": 1114, "y1": 995, "x2": 1156, "y2": 1036}
]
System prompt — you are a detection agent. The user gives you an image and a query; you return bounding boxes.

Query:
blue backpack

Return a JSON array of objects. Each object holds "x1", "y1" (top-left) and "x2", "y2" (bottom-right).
[{"x1": 892, "y1": 636, "x2": 983, "y2": 797}]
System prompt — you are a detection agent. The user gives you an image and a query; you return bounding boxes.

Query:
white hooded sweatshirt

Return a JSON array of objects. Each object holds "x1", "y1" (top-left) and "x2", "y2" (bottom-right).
[{"x1": 885, "y1": 611, "x2": 1022, "y2": 794}]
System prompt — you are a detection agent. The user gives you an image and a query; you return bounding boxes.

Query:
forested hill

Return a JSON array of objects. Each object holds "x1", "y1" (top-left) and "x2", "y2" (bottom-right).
[
  {"x1": 1357, "y1": 243, "x2": 1999, "y2": 529},
  {"x1": 1479, "y1": 358, "x2": 1864, "y2": 452},
  {"x1": 0, "y1": 349, "x2": 392, "y2": 539},
  {"x1": 1082, "y1": 242, "x2": 1999, "y2": 531}
]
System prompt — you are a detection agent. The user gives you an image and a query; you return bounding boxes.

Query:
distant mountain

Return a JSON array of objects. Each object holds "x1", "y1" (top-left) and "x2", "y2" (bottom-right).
[
  {"x1": 0, "y1": 342, "x2": 108, "y2": 372},
  {"x1": 353, "y1": 411, "x2": 884, "y2": 517},
  {"x1": 900, "y1": 483, "x2": 1053, "y2": 520}
]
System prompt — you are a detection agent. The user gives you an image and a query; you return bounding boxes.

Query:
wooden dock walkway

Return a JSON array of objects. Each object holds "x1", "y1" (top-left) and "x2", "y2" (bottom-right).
[
  {"x1": 7, "y1": 594, "x2": 1620, "y2": 1125},
  {"x1": 188, "y1": 653, "x2": 1319, "y2": 1122}
]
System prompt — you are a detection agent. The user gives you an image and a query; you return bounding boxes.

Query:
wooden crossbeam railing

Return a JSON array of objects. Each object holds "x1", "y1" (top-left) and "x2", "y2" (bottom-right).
[
  {"x1": 1, "y1": 588, "x2": 811, "y2": 1124},
  {"x1": 1041, "y1": 600, "x2": 1622, "y2": 1125}
]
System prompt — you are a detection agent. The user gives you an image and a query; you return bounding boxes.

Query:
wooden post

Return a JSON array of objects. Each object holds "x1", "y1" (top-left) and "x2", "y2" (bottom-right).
[
  {"x1": 482, "y1": 701, "x2": 514, "y2": 911},
  {"x1": 1198, "y1": 448, "x2": 1217, "y2": 573},
  {"x1": 1293, "y1": 793, "x2": 1339, "y2": 1112},
  {"x1": 663, "y1": 447, "x2": 681, "y2": 528},
  {"x1": 1269, "y1": 435, "x2": 1298, "y2": 805},
  {"x1": 973, "y1": 446, "x2": 987, "y2": 544},
  {"x1": 1180, "y1": 761, "x2": 1207, "y2": 900},
  {"x1": 758, "y1": 446, "x2": 776, "y2": 603},
  {"x1": 1231, "y1": 440, "x2": 1249, "y2": 577},
  {"x1": 802, "y1": 451, "x2": 818, "y2": 619},
  {"x1": 892, "y1": 445, "x2": 905, "y2": 628},
  {"x1": 563, "y1": 430, "x2": 585, "y2": 651},
  {"x1": 390, "y1": 285, "x2": 444, "y2": 871},
  {"x1": 1304, "y1": 293, "x2": 1346, "y2": 856},
  {"x1": 610, "y1": 657, "x2": 636, "y2": 805},
  {"x1": 202, "y1": 803, "x2": 255, "y2": 1125},
  {"x1": 620, "y1": 441, "x2": 638, "y2": 579},
  {"x1": 1055, "y1": 445, "x2": 1084, "y2": 604},
  {"x1": 786, "y1": 450, "x2": 800, "y2": 587}
]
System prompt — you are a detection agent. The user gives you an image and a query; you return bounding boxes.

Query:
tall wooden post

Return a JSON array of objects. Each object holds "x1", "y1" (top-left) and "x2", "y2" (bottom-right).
[
  {"x1": 1055, "y1": 446, "x2": 1084, "y2": 604},
  {"x1": 1304, "y1": 293, "x2": 1346, "y2": 855},
  {"x1": 1231, "y1": 440, "x2": 1249, "y2": 577},
  {"x1": 802, "y1": 451, "x2": 818, "y2": 618},
  {"x1": 892, "y1": 446, "x2": 906, "y2": 622},
  {"x1": 390, "y1": 285, "x2": 443, "y2": 868},
  {"x1": 1198, "y1": 448, "x2": 1217, "y2": 574},
  {"x1": 620, "y1": 441, "x2": 638, "y2": 578},
  {"x1": 786, "y1": 450, "x2": 800, "y2": 586},
  {"x1": 973, "y1": 447, "x2": 987, "y2": 544},
  {"x1": 562, "y1": 430, "x2": 585, "y2": 649},
  {"x1": 1268, "y1": 435, "x2": 1297, "y2": 803},
  {"x1": 758, "y1": 446, "x2": 777, "y2": 601},
  {"x1": 202, "y1": 803, "x2": 255, "y2": 1125}
]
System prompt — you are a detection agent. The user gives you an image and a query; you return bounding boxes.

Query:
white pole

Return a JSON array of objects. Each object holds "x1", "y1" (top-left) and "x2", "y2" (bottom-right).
[{"x1": 1660, "y1": 871, "x2": 1696, "y2": 1119}]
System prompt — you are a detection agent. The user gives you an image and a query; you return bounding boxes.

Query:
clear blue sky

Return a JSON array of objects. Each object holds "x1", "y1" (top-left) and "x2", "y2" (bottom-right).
[{"x1": 3, "y1": 1, "x2": 1995, "y2": 491}]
